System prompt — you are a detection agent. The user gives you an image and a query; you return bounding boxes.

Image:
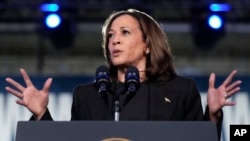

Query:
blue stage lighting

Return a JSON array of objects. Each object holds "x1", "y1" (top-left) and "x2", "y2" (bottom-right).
[
  {"x1": 45, "y1": 14, "x2": 61, "y2": 28},
  {"x1": 40, "y1": 2, "x2": 76, "y2": 49},
  {"x1": 209, "y1": 3, "x2": 231, "y2": 12},
  {"x1": 191, "y1": 3, "x2": 227, "y2": 49},
  {"x1": 208, "y1": 14, "x2": 223, "y2": 29},
  {"x1": 40, "y1": 3, "x2": 59, "y2": 12}
]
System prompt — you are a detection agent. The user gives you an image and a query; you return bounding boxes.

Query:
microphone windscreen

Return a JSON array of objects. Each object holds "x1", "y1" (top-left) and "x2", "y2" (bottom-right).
[
  {"x1": 126, "y1": 66, "x2": 139, "y2": 75},
  {"x1": 96, "y1": 65, "x2": 109, "y2": 76},
  {"x1": 125, "y1": 66, "x2": 140, "y2": 91}
]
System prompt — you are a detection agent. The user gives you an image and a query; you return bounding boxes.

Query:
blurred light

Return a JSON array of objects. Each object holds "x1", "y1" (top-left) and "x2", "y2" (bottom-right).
[
  {"x1": 208, "y1": 14, "x2": 223, "y2": 29},
  {"x1": 209, "y1": 3, "x2": 231, "y2": 12},
  {"x1": 40, "y1": 2, "x2": 76, "y2": 49},
  {"x1": 40, "y1": 3, "x2": 59, "y2": 12},
  {"x1": 45, "y1": 14, "x2": 61, "y2": 28}
]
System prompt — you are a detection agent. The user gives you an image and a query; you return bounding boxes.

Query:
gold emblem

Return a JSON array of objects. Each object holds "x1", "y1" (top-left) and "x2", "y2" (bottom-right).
[
  {"x1": 164, "y1": 97, "x2": 171, "y2": 103},
  {"x1": 101, "y1": 137, "x2": 131, "y2": 141}
]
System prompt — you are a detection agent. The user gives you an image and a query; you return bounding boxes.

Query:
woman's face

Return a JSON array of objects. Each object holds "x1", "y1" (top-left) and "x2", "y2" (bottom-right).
[{"x1": 108, "y1": 14, "x2": 148, "y2": 69}]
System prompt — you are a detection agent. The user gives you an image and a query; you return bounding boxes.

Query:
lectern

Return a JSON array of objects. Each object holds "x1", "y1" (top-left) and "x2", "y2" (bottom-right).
[{"x1": 16, "y1": 121, "x2": 218, "y2": 141}]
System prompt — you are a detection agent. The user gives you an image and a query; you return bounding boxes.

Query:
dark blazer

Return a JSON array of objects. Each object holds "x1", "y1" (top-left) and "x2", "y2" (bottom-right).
[
  {"x1": 37, "y1": 75, "x2": 221, "y2": 139},
  {"x1": 40, "y1": 75, "x2": 204, "y2": 120},
  {"x1": 70, "y1": 75, "x2": 204, "y2": 121}
]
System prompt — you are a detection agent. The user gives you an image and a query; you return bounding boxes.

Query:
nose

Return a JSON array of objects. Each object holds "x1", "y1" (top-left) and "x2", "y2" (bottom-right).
[
  {"x1": 111, "y1": 34, "x2": 121, "y2": 45},
  {"x1": 113, "y1": 41, "x2": 120, "y2": 45}
]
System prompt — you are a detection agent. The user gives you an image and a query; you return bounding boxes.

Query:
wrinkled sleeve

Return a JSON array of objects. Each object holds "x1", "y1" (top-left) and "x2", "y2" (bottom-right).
[
  {"x1": 29, "y1": 108, "x2": 53, "y2": 121},
  {"x1": 204, "y1": 105, "x2": 223, "y2": 140}
]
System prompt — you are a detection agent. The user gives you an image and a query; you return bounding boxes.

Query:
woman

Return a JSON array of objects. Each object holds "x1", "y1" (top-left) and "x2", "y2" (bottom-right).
[{"x1": 6, "y1": 9, "x2": 241, "y2": 136}]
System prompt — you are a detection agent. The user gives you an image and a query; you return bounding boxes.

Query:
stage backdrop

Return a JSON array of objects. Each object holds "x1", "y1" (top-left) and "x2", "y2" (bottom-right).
[{"x1": 0, "y1": 75, "x2": 249, "y2": 141}]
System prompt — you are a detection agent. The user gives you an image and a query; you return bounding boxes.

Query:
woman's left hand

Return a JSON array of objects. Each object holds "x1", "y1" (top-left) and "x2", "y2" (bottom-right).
[{"x1": 207, "y1": 70, "x2": 242, "y2": 122}]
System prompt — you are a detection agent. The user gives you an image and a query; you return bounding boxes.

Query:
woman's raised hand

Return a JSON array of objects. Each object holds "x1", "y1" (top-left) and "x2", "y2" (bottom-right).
[
  {"x1": 207, "y1": 70, "x2": 241, "y2": 122},
  {"x1": 5, "y1": 68, "x2": 52, "y2": 120}
]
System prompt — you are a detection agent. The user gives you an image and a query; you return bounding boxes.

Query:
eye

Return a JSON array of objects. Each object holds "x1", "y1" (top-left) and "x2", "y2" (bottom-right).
[
  {"x1": 122, "y1": 30, "x2": 130, "y2": 35},
  {"x1": 107, "y1": 32, "x2": 114, "y2": 38}
]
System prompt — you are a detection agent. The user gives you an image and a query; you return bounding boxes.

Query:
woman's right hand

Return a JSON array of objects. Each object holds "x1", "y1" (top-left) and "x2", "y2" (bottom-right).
[{"x1": 5, "y1": 68, "x2": 52, "y2": 120}]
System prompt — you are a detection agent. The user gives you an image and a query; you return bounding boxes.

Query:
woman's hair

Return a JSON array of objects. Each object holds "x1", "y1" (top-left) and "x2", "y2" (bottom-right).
[{"x1": 101, "y1": 9, "x2": 176, "y2": 81}]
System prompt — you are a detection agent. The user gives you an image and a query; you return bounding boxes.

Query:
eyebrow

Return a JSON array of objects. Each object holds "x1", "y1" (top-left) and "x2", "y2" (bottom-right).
[{"x1": 109, "y1": 26, "x2": 131, "y2": 31}]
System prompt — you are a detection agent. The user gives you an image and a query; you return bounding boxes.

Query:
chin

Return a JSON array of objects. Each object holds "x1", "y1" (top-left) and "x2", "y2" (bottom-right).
[
  {"x1": 112, "y1": 61, "x2": 128, "y2": 68},
  {"x1": 112, "y1": 63, "x2": 124, "y2": 67},
  {"x1": 111, "y1": 60, "x2": 124, "y2": 66}
]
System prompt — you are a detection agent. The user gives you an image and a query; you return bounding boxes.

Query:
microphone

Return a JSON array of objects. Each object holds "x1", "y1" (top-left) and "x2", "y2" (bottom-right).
[
  {"x1": 123, "y1": 66, "x2": 140, "y2": 106},
  {"x1": 125, "y1": 66, "x2": 140, "y2": 93},
  {"x1": 95, "y1": 65, "x2": 110, "y2": 95}
]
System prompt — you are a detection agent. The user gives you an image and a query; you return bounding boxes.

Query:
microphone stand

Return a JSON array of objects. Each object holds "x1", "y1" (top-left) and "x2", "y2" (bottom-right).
[
  {"x1": 114, "y1": 96, "x2": 120, "y2": 121},
  {"x1": 100, "y1": 90, "x2": 120, "y2": 121},
  {"x1": 113, "y1": 86, "x2": 125, "y2": 122},
  {"x1": 113, "y1": 88, "x2": 137, "y2": 121}
]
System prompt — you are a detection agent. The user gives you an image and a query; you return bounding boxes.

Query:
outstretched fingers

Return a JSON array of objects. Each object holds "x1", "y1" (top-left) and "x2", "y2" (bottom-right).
[
  {"x1": 5, "y1": 85, "x2": 24, "y2": 99},
  {"x1": 209, "y1": 72, "x2": 216, "y2": 89},
  {"x1": 43, "y1": 78, "x2": 53, "y2": 93},
  {"x1": 20, "y1": 68, "x2": 34, "y2": 87},
  {"x1": 225, "y1": 81, "x2": 241, "y2": 98},
  {"x1": 15, "y1": 99, "x2": 26, "y2": 106},
  {"x1": 222, "y1": 70, "x2": 238, "y2": 87},
  {"x1": 224, "y1": 70, "x2": 241, "y2": 99},
  {"x1": 5, "y1": 77, "x2": 26, "y2": 93},
  {"x1": 5, "y1": 80, "x2": 26, "y2": 106},
  {"x1": 224, "y1": 100, "x2": 236, "y2": 106}
]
